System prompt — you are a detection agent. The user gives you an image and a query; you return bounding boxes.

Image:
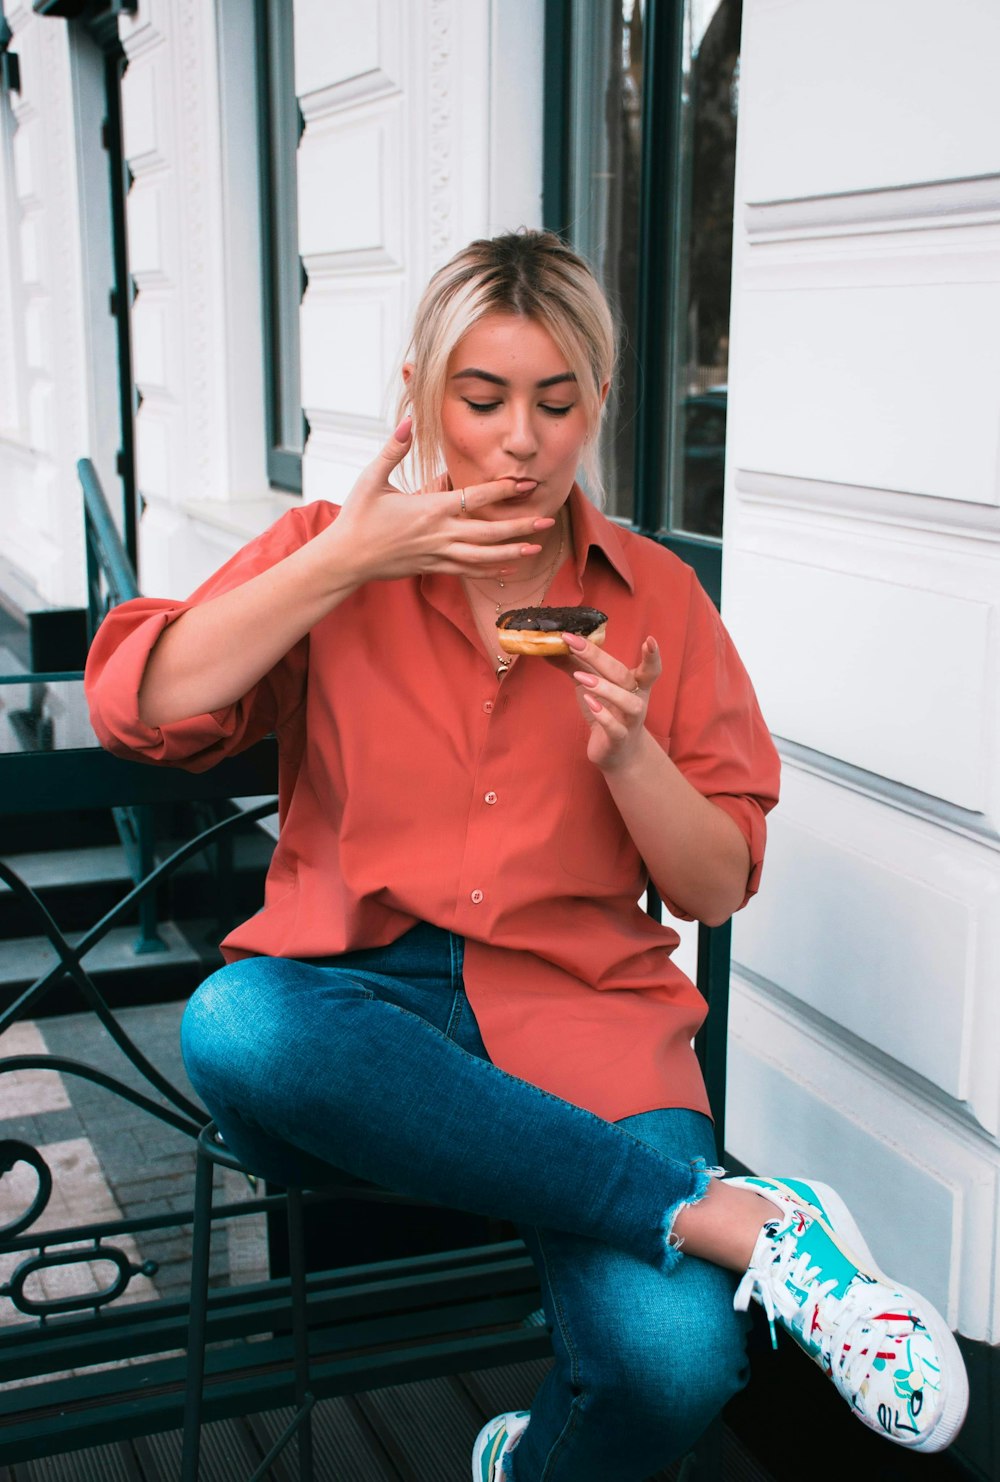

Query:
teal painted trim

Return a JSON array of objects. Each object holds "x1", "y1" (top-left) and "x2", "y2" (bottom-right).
[
  {"x1": 542, "y1": 0, "x2": 571, "y2": 234},
  {"x1": 254, "y1": 0, "x2": 303, "y2": 495},
  {"x1": 653, "y1": 530, "x2": 722, "y2": 609},
  {"x1": 633, "y1": 0, "x2": 681, "y2": 534},
  {"x1": 0, "y1": 671, "x2": 84, "y2": 685}
]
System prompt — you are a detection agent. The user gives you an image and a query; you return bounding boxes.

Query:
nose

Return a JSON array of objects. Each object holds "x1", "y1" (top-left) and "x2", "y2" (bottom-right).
[{"x1": 502, "y1": 402, "x2": 539, "y2": 462}]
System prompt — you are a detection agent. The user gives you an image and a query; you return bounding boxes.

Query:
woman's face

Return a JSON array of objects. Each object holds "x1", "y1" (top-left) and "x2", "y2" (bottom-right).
[{"x1": 436, "y1": 313, "x2": 599, "y2": 521}]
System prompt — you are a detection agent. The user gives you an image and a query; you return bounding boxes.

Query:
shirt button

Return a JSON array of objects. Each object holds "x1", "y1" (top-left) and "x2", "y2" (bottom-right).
[
  {"x1": 470, "y1": 889, "x2": 484, "y2": 904},
  {"x1": 483, "y1": 700, "x2": 494, "y2": 714},
  {"x1": 484, "y1": 791, "x2": 498, "y2": 805}
]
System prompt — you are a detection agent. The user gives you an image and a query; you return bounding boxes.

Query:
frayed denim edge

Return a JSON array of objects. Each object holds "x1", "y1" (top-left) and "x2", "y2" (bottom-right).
[{"x1": 659, "y1": 1156, "x2": 725, "y2": 1273}]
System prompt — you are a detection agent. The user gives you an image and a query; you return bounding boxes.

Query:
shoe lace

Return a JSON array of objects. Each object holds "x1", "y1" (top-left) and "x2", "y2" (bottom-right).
[
  {"x1": 736, "y1": 1228, "x2": 901, "y2": 1395},
  {"x1": 735, "y1": 1226, "x2": 838, "y2": 1356}
]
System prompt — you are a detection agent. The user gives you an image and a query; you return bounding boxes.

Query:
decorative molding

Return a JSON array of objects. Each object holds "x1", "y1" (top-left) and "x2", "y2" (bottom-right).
[
  {"x1": 745, "y1": 173, "x2": 1000, "y2": 243},
  {"x1": 302, "y1": 405, "x2": 388, "y2": 441},
  {"x1": 426, "y1": 0, "x2": 454, "y2": 269},
  {"x1": 298, "y1": 70, "x2": 401, "y2": 121},
  {"x1": 733, "y1": 469, "x2": 1000, "y2": 544},
  {"x1": 171, "y1": 0, "x2": 213, "y2": 502},
  {"x1": 773, "y1": 737, "x2": 999, "y2": 851},
  {"x1": 731, "y1": 965, "x2": 994, "y2": 1142},
  {"x1": 301, "y1": 247, "x2": 400, "y2": 277}
]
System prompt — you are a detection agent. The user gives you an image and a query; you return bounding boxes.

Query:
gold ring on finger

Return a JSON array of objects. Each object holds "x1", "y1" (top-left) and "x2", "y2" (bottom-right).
[{"x1": 459, "y1": 489, "x2": 467, "y2": 516}]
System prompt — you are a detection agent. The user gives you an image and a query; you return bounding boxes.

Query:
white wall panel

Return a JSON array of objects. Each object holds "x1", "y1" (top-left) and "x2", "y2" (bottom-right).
[
  {"x1": 297, "y1": 103, "x2": 403, "y2": 266},
  {"x1": 131, "y1": 297, "x2": 169, "y2": 390},
  {"x1": 19, "y1": 218, "x2": 40, "y2": 285},
  {"x1": 120, "y1": 56, "x2": 160, "y2": 162},
  {"x1": 126, "y1": 184, "x2": 166, "y2": 280},
  {"x1": 295, "y1": 0, "x2": 403, "y2": 100},
  {"x1": 300, "y1": 284, "x2": 400, "y2": 425},
  {"x1": 734, "y1": 278, "x2": 1000, "y2": 506},
  {"x1": 742, "y1": 0, "x2": 1000, "y2": 202},
  {"x1": 727, "y1": 978, "x2": 1000, "y2": 1343},
  {"x1": 725, "y1": 551, "x2": 994, "y2": 812},
  {"x1": 726, "y1": 0, "x2": 1000, "y2": 1351}
]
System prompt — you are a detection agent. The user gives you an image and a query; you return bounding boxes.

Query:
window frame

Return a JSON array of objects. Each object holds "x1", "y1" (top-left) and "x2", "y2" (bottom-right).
[
  {"x1": 544, "y1": 0, "x2": 724, "y2": 607},
  {"x1": 254, "y1": 0, "x2": 304, "y2": 495}
]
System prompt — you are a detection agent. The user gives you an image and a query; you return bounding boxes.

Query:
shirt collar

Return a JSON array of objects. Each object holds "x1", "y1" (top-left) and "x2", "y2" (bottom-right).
[{"x1": 567, "y1": 483, "x2": 635, "y2": 595}]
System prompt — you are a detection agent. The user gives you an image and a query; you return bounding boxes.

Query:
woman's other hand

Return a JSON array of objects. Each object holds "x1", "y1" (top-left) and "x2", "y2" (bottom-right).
[
  {"x1": 331, "y1": 417, "x2": 555, "y2": 584},
  {"x1": 561, "y1": 632, "x2": 662, "y2": 772}
]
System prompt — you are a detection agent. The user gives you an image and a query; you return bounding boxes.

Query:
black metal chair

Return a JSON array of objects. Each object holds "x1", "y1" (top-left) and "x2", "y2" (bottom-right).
[{"x1": 179, "y1": 1121, "x2": 550, "y2": 1480}]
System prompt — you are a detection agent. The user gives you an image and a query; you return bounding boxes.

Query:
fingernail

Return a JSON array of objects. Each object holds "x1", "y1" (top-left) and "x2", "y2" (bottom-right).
[
  {"x1": 393, "y1": 415, "x2": 412, "y2": 441},
  {"x1": 562, "y1": 631, "x2": 585, "y2": 650},
  {"x1": 532, "y1": 518, "x2": 556, "y2": 530},
  {"x1": 573, "y1": 670, "x2": 598, "y2": 687},
  {"x1": 520, "y1": 544, "x2": 542, "y2": 555},
  {"x1": 514, "y1": 480, "x2": 537, "y2": 491},
  {"x1": 648, "y1": 636, "x2": 658, "y2": 652}
]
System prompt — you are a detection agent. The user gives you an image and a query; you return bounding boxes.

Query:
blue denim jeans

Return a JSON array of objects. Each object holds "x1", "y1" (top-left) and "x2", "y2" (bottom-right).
[{"x1": 181, "y1": 923, "x2": 750, "y2": 1480}]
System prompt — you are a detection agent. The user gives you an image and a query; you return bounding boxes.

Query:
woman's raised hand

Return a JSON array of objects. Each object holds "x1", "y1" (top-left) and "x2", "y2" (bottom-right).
[
  {"x1": 330, "y1": 417, "x2": 555, "y2": 584},
  {"x1": 560, "y1": 631, "x2": 662, "y2": 772}
]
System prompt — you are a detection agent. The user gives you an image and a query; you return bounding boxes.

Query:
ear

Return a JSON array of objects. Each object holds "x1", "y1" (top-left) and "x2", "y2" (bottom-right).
[
  {"x1": 598, "y1": 379, "x2": 610, "y2": 409},
  {"x1": 402, "y1": 361, "x2": 414, "y2": 387}
]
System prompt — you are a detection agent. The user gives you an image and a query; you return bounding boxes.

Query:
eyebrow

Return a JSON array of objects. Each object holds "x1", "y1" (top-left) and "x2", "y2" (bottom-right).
[{"x1": 451, "y1": 368, "x2": 578, "y2": 389}]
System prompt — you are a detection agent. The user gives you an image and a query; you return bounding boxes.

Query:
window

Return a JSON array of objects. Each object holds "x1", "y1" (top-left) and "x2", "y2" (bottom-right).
[
  {"x1": 546, "y1": 0, "x2": 742, "y2": 604},
  {"x1": 255, "y1": 0, "x2": 303, "y2": 493}
]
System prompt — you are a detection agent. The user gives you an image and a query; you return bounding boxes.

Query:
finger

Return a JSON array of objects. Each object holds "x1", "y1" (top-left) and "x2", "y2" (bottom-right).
[
  {"x1": 633, "y1": 635, "x2": 662, "y2": 688},
  {"x1": 573, "y1": 669, "x2": 645, "y2": 719},
  {"x1": 372, "y1": 416, "x2": 413, "y2": 472},
  {"x1": 459, "y1": 476, "x2": 542, "y2": 514},
  {"x1": 562, "y1": 632, "x2": 634, "y2": 688},
  {"x1": 447, "y1": 514, "x2": 554, "y2": 547},
  {"x1": 447, "y1": 540, "x2": 546, "y2": 570},
  {"x1": 581, "y1": 694, "x2": 630, "y2": 742}
]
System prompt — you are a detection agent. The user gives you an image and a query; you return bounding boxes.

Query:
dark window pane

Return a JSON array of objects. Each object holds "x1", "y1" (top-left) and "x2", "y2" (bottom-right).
[
  {"x1": 672, "y1": 0, "x2": 740, "y2": 539},
  {"x1": 563, "y1": 0, "x2": 740, "y2": 543}
]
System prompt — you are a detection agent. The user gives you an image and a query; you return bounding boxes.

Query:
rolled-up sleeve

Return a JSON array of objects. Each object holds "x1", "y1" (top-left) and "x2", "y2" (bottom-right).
[
  {"x1": 663, "y1": 582, "x2": 781, "y2": 919},
  {"x1": 84, "y1": 506, "x2": 322, "y2": 771}
]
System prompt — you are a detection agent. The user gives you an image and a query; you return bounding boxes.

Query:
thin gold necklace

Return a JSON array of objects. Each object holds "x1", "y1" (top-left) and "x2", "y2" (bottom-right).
[{"x1": 467, "y1": 514, "x2": 566, "y2": 679}]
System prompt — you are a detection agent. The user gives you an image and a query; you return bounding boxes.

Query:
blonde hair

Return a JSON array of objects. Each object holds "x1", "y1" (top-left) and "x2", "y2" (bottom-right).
[{"x1": 395, "y1": 231, "x2": 617, "y2": 505}]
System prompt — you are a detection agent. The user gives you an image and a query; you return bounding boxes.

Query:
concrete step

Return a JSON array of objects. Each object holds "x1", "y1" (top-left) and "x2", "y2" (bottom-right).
[
  {"x1": 0, "y1": 833, "x2": 274, "y2": 940},
  {"x1": 0, "y1": 918, "x2": 223, "y2": 1016}
]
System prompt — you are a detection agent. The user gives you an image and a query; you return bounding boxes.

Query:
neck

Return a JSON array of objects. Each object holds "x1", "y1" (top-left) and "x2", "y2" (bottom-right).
[{"x1": 491, "y1": 504, "x2": 568, "y2": 588}]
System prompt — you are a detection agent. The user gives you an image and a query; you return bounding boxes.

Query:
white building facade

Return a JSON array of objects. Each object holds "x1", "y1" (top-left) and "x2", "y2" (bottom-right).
[{"x1": 0, "y1": 1, "x2": 997, "y2": 1472}]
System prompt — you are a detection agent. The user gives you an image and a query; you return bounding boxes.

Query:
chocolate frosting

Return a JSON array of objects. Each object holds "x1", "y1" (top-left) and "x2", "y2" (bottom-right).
[{"x1": 496, "y1": 605, "x2": 607, "y2": 633}]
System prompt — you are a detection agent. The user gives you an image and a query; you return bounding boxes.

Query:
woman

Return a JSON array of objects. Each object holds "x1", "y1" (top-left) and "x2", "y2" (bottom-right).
[{"x1": 85, "y1": 231, "x2": 967, "y2": 1480}]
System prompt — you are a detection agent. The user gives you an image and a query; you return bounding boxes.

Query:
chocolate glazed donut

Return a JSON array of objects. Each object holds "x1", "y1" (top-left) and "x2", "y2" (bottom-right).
[{"x1": 496, "y1": 605, "x2": 608, "y2": 657}]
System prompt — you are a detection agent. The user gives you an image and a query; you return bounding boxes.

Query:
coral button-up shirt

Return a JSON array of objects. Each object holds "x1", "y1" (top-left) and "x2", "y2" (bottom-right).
[{"x1": 85, "y1": 485, "x2": 780, "y2": 1122}]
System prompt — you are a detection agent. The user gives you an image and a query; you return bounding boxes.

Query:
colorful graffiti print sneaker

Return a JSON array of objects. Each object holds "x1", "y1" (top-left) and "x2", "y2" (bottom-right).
[
  {"x1": 730, "y1": 1175, "x2": 968, "y2": 1452},
  {"x1": 472, "y1": 1411, "x2": 530, "y2": 1481}
]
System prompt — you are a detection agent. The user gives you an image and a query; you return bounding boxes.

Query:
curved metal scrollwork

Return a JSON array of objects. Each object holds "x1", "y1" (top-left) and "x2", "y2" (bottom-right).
[
  {"x1": 4, "y1": 1244, "x2": 159, "y2": 1318},
  {"x1": 0, "y1": 1140, "x2": 53, "y2": 1238},
  {"x1": 0, "y1": 796, "x2": 278, "y2": 1350}
]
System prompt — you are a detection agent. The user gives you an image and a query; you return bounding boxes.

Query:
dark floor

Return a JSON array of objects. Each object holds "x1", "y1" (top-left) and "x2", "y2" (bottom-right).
[{"x1": 0, "y1": 1356, "x2": 775, "y2": 1481}]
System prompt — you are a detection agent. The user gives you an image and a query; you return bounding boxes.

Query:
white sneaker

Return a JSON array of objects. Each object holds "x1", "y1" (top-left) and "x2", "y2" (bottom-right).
[
  {"x1": 472, "y1": 1411, "x2": 530, "y2": 1481},
  {"x1": 730, "y1": 1175, "x2": 968, "y2": 1452}
]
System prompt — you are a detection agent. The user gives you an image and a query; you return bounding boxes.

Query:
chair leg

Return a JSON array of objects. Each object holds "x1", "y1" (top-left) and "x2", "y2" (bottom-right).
[
  {"x1": 181, "y1": 1143, "x2": 217, "y2": 1482},
  {"x1": 286, "y1": 1185, "x2": 315, "y2": 1481}
]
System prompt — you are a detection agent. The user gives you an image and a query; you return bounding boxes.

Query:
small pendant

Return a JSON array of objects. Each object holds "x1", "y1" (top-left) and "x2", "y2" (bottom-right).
[{"x1": 496, "y1": 657, "x2": 511, "y2": 680}]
